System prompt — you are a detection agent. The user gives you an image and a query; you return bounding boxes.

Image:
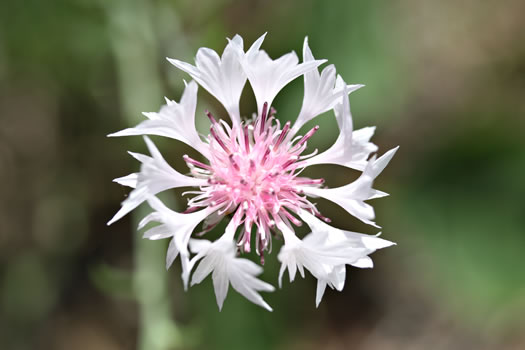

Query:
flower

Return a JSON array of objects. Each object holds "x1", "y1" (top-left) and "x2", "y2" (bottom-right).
[{"x1": 108, "y1": 33, "x2": 398, "y2": 311}]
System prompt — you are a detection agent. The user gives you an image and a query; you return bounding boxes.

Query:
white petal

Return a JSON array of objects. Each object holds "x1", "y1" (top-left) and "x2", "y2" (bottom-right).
[
  {"x1": 166, "y1": 238, "x2": 179, "y2": 270},
  {"x1": 107, "y1": 137, "x2": 207, "y2": 225},
  {"x1": 301, "y1": 85, "x2": 375, "y2": 171},
  {"x1": 351, "y1": 256, "x2": 373, "y2": 268},
  {"x1": 301, "y1": 147, "x2": 399, "y2": 227},
  {"x1": 239, "y1": 34, "x2": 326, "y2": 115},
  {"x1": 277, "y1": 221, "x2": 369, "y2": 286},
  {"x1": 141, "y1": 196, "x2": 215, "y2": 289},
  {"x1": 330, "y1": 265, "x2": 347, "y2": 291},
  {"x1": 279, "y1": 211, "x2": 395, "y2": 305},
  {"x1": 291, "y1": 38, "x2": 364, "y2": 137},
  {"x1": 368, "y1": 146, "x2": 399, "y2": 178},
  {"x1": 369, "y1": 189, "x2": 389, "y2": 199},
  {"x1": 113, "y1": 173, "x2": 138, "y2": 188},
  {"x1": 315, "y1": 280, "x2": 327, "y2": 308},
  {"x1": 189, "y1": 229, "x2": 274, "y2": 311},
  {"x1": 188, "y1": 238, "x2": 212, "y2": 254},
  {"x1": 212, "y1": 266, "x2": 230, "y2": 310},
  {"x1": 167, "y1": 36, "x2": 246, "y2": 125},
  {"x1": 301, "y1": 184, "x2": 377, "y2": 227},
  {"x1": 108, "y1": 81, "x2": 210, "y2": 158},
  {"x1": 143, "y1": 224, "x2": 173, "y2": 240},
  {"x1": 359, "y1": 234, "x2": 396, "y2": 250},
  {"x1": 191, "y1": 253, "x2": 216, "y2": 285}
]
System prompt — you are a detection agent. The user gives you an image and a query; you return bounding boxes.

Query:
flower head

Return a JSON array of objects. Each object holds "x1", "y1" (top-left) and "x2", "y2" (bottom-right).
[{"x1": 109, "y1": 34, "x2": 398, "y2": 310}]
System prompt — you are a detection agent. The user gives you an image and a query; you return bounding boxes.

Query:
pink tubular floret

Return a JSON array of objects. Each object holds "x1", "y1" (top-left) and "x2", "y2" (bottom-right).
[{"x1": 183, "y1": 103, "x2": 326, "y2": 258}]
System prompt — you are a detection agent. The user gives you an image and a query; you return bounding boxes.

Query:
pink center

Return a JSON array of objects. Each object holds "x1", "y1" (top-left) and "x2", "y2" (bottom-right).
[{"x1": 184, "y1": 103, "x2": 326, "y2": 262}]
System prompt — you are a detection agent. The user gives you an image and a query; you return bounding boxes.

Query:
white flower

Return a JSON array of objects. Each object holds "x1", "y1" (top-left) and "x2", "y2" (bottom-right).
[
  {"x1": 296, "y1": 210, "x2": 394, "y2": 306},
  {"x1": 291, "y1": 38, "x2": 363, "y2": 137},
  {"x1": 300, "y1": 82, "x2": 379, "y2": 171},
  {"x1": 138, "y1": 196, "x2": 216, "y2": 289},
  {"x1": 107, "y1": 136, "x2": 207, "y2": 225},
  {"x1": 300, "y1": 146, "x2": 399, "y2": 227},
  {"x1": 235, "y1": 33, "x2": 326, "y2": 115},
  {"x1": 167, "y1": 36, "x2": 246, "y2": 126},
  {"x1": 277, "y1": 211, "x2": 394, "y2": 306},
  {"x1": 109, "y1": 34, "x2": 398, "y2": 310},
  {"x1": 188, "y1": 220, "x2": 275, "y2": 311},
  {"x1": 108, "y1": 81, "x2": 210, "y2": 158}
]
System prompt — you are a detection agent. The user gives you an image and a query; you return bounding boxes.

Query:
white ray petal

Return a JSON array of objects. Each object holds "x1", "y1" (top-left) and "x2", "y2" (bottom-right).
[
  {"x1": 276, "y1": 220, "x2": 369, "y2": 302},
  {"x1": 166, "y1": 238, "x2": 179, "y2": 270},
  {"x1": 301, "y1": 147, "x2": 399, "y2": 227},
  {"x1": 108, "y1": 81, "x2": 210, "y2": 158},
  {"x1": 107, "y1": 137, "x2": 208, "y2": 226},
  {"x1": 278, "y1": 210, "x2": 395, "y2": 306},
  {"x1": 167, "y1": 35, "x2": 246, "y2": 125},
  {"x1": 141, "y1": 196, "x2": 216, "y2": 289},
  {"x1": 237, "y1": 33, "x2": 326, "y2": 115},
  {"x1": 291, "y1": 38, "x2": 364, "y2": 137},
  {"x1": 188, "y1": 221, "x2": 275, "y2": 311},
  {"x1": 301, "y1": 82, "x2": 376, "y2": 171},
  {"x1": 113, "y1": 173, "x2": 138, "y2": 188}
]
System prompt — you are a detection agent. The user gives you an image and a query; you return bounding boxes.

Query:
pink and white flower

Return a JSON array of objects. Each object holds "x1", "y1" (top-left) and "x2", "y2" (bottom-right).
[{"x1": 108, "y1": 34, "x2": 398, "y2": 310}]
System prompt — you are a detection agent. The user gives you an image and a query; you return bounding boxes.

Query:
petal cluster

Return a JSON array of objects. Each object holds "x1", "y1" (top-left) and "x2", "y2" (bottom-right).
[{"x1": 109, "y1": 34, "x2": 398, "y2": 311}]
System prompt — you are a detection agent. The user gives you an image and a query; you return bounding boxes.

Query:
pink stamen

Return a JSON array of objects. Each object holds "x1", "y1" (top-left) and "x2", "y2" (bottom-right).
[
  {"x1": 283, "y1": 209, "x2": 303, "y2": 226},
  {"x1": 274, "y1": 121, "x2": 291, "y2": 149},
  {"x1": 269, "y1": 106, "x2": 277, "y2": 117},
  {"x1": 183, "y1": 154, "x2": 212, "y2": 170},
  {"x1": 183, "y1": 206, "x2": 200, "y2": 214},
  {"x1": 210, "y1": 127, "x2": 231, "y2": 154},
  {"x1": 229, "y1": 154, "x2": 240, "y2": 171},
  {"x1": 243, "y1": 125, "x2": 250, "y2": 153},
  {"x1": 261, "y1": 148, "x2": 271, "y2": 165},
  {"x1": 184, "y1": 103, "x2": 329, "y2": 260},
  {"x1": 314, "y1": 211, "x2": 332, "y2": 223},
  {"x1": 259, "y1": 102, "x2": 268, "y2": 135},
  {"x1": 295, "y1": 178, "x2": 324, "y2": 185},
  {"x1": 206, "y1": 110, "x2": 218, "y2": 124},
  {"x1": 296, "y1": 125, "x2": 319, "y2": 147},
  {"x1": 281, "y1": 156, "x2": 299, "y2": 170}
]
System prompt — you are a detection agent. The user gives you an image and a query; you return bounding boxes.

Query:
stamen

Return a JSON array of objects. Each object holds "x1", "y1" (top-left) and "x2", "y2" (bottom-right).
[
  {"x1": 243, "y1": 125, "x2": 250, "y2": 153},
  {"x1": 295, "y1": 178, "x2": 324, "y2": 185},
  {"x1": 238, "y1": 229, "x2": 251, "y2": 253},
  {"x1": 210, "y1": 127, "x2": 231, "y2": 154},
  {"x1": 183, "y1": 154, "x2": 212, "y2": 170},
  {"x1": 282, "y1": 155, "x2": 299, "y2": 170},
  {"x1": 228, "y1": 154, "x2": 240, "y2": 171},
  {"x1": 259, "y1": 102, "x2": 269, "y2": 135},
  {"x1": 269, "y1": 106, "x2": 277, "y2": 117},
  {"x1": 283, "y1": 209, "x2": 303, "y2": 226},
  {"x1": 261, "y1": 147, "x2": 271, "y2": 165},
  {"x1": 274, "y1": 121, "x2": 291, "y2": 149},
  {"x1": 182, "y1": 206, "x2": 200, "y2": 214},
  {"x1": 296, "y1": 125, "x2": 319, "y2": 147},
  {"x1": 314, "y1": 211, "x2": 332, "y2": 223},
  {"x1": 206, "y1": 110, "x2": 218, "y2": 124}
]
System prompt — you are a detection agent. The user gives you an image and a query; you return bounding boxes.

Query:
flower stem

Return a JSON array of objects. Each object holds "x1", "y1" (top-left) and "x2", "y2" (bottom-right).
[{"x1": 102, "y1": 1, "x2": 181, "y2": 349}]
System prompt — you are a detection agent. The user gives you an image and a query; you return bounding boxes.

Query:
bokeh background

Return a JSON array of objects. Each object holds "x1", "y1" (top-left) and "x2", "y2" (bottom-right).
[{"x1": 1, "y1": 0, "x2": 524, "y2": 349}]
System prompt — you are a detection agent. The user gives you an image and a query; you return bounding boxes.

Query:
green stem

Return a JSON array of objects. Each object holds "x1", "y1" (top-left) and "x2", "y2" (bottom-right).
[{"x1": 102, "y1": 1, "x2": 180, "y2": 349}]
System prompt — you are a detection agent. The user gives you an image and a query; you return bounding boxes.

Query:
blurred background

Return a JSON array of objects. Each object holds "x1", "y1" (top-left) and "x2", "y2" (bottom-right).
[{"x1": 1, "y1": 0, "x2": 524, "y2": 349}]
